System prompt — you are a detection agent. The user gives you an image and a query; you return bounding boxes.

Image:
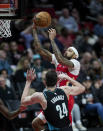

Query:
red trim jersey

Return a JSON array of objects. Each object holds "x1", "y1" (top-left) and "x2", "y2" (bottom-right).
[{"x1": 52, "y1": 54, "x2": 80, "y2": 123}]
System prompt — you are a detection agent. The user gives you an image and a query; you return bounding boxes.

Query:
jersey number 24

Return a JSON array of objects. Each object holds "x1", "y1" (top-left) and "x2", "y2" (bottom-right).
[{"x1": 56, "y1": 103, "x2": 68, "y2": 119}]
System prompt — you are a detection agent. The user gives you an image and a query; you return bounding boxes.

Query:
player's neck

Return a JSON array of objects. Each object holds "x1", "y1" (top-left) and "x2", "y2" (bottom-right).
[{"x1": 47, "y1": 85, "x2": 56, "y2": 91}]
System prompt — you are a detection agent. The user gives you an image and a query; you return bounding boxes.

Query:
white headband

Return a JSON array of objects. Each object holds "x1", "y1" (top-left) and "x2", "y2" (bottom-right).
[{"x1": 68, "y1": 47, "x2": 79, "y2": 58}]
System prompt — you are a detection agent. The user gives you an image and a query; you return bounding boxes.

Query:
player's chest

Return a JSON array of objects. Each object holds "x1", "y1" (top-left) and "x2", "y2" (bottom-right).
[{"x1": 56, "y1": 65, "x2": 68, "y2": 73}]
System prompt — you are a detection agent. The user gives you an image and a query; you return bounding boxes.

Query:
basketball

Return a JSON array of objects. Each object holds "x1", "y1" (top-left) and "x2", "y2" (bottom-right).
[{"x1": 34, "y1": 11, "x2": 51, "y2": 28}]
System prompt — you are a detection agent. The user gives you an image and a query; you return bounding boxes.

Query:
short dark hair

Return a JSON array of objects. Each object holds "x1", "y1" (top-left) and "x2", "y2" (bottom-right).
[
  {"x1": 0, "y1": 69, "x2": 8, "y2": 74},
  {"x1": 45, "y1": 71, "x2": 57, "y2": 87}
]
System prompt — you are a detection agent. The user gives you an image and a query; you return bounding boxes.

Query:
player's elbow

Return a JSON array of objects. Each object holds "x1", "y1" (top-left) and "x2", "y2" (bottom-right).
[
  {"x1": 57, "y1": 56, "x2": 64, "y2": 64},
  {"x1": 21, "y1": 98, "x2": 26, "y2": 106}
]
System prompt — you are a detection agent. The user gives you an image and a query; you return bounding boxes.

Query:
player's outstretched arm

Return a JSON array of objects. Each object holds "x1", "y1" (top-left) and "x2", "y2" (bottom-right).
[
  {"x1": 0, "y1": 99, "x2": 26, "y2": 120},
  {"x1": 21, "y1": 69, "x2": 47, "y2": 110},
  {"x1": 48, "y1": 28, "x2": 74, "y2": 68},
  {"x1": 33, "y1": 26, "x2": 52, "y2": 61},
  {"x1": 58, "y1": 74, "x2": 85, "y2": 96}
]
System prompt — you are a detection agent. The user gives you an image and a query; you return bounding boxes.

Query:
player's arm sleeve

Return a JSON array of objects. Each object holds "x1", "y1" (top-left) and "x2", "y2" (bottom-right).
[
  {"x1": 51, "y1": 54, "x2": 59, "y2": 67},
  {"x1": 70, "y1": 59, "x2": 80, "y2": 70}
]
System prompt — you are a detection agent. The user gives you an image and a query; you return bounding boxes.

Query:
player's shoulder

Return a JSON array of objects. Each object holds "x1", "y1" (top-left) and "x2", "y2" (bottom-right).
[
  {"x1": 70, "y1": 59, "x2": 80, "y2": 67},
  {"x1": 70, "y1": 59, "x2": 80, "y2": 63}
]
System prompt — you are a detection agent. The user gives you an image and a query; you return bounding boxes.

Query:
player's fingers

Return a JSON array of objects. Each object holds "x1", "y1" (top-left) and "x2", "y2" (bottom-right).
[
  {"x1": 50, "y1": 28, "x2": 53, "y2": 31},
  {"x1": 48, "y1": 29, "x2": 51, "y2": 33},
  {"x1": 33, "y1": 69, "x2": 35, "y2": 74},
  {"x1": 51, "y1": 28, "x2": 55, "y2": 32},
  {"x1": 48, "y1": 29, "x2": 52, "y2": 32},
  {"x1": 51, "y1": 28, "x2": 55, "y2": 31},
  {"x1": 52, "y1": 28, "x2": 55, "y2": 31}
]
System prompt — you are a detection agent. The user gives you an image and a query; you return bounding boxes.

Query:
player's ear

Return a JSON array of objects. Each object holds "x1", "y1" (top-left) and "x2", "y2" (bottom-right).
[{"x1": 73, "y1": 54, "x2": 76, "y2": 59}]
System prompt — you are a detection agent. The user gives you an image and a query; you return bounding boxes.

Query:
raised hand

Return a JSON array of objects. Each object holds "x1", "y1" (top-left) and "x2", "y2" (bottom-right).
[
  {"x1": 48, "y1": 28, "x2": 56, "y2": 41},
  {"x1": 26, "y1": 68, "x2": 36, "y2": 82}
]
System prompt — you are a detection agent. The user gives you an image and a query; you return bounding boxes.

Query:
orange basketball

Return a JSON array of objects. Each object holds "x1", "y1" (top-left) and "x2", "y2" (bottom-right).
[{"x1": 34, "y1": 11, "x2": 51, "y2": 28}]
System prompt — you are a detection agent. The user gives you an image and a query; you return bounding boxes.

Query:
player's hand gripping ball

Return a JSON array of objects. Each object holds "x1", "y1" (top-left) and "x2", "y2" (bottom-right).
[{"x1": 34, "y1": 11, "x2": 51, "y2": 28}]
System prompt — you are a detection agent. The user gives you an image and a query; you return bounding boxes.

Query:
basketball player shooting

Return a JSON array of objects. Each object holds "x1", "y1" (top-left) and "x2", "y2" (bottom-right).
[
  {"x1": 33, "y1": 25, "x2": 80, "y2": 124},
  {"x1": 21, "y1": 69, "x2": 85, "y2": 131}
]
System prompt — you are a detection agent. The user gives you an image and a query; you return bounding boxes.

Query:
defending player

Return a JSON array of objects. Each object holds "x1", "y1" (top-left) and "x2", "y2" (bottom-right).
[
  {"x1": 21, "y1": 69, "x2": 85, "y2": 131},
  {"x1": 0, "y1": 99, "x2": 26, "y2": 119},
  {"x1": 33, "y1": 26, "x2": 80, "y2": 123}
]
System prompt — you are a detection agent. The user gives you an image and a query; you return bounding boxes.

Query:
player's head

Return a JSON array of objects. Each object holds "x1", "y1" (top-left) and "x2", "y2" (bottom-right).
[
  {"x1": 45, "y1": 70, "x2": 57, "y2": 88},
  {"x1": 64, "y1": 46, "x2": 79, "y2": 59}
]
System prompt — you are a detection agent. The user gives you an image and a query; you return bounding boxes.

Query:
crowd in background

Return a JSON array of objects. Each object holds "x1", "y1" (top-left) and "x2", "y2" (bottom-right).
[{"x1": 0, "y1": 0, "x2": 103, "y2": 130}]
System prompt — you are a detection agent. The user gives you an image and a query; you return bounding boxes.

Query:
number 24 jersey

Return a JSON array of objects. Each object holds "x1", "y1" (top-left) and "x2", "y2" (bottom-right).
[{"x1": 43, "y1": 88, "x2": 70, "y2": 128}]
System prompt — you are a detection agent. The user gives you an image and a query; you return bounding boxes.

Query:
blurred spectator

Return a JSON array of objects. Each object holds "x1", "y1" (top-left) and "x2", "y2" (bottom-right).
[
  {"x1": 23, "y1": 48, "x2": 33, "y2": 63},
  {"x1": 31, "y1": 70, "x2": 47, "y2": 92},
  {"x1": 99, "y1": 52, "x2": 103, "y2": 64},
  {"x1": 94, "y1": 15, "x2": 103, "y2": 36},
  {"x1": 59, "y1": 8, "x2": 78, "y2": 33},
  {"x1": 0, "y1": 50, "x2": 13, "y2": 76},
  {"x1": 0, "y1": 75, "x2": 16, "y2": 100},
  {"x1": 0, "y1": 42, "x2": 10, "y2": 54},
  {"x1": 0, "y1": 0, "x2": 9, "y2": 3},
  {"x1": 32, "y1": 54, "x2": 44, "y2": 81},
  {"x1": 51, "y1": 18, "x2": 62, "y2": 35},
  {"x1": 80, "y1": 52, "x2": 93, "y2": 73},
  {"x1": 0, "y1": 69, "x2": 11, "y2": 88},
  {"x1": 93, "y1": 77, "x2": 103, "y2": 104},
  {"x1": 9, "y1": 41, "x2": 21, "y2": 65},
  {"x1": 14, "y1": 57, "x2": 30, "y2": 82},
  {"x1": 34, "y1": 0, "x2": 54, "y2": 8},
  {"x1": 72, "y1": 103, "x2": 87, "y2": 131},
  {"x1": 0, "y1": 42, "x2": 12, "y2": 64},
  {"x1": 88, "y1": 60, "x2": 103, "y2": 79},
  {"x1": 89, "y1": 0, "x2": 103, "y2": 16},
  {"x1": 58, "y1": 27, "x2": 73, "y2": 48},
  {"x1": 74, "y1": 30, "x2": 96, "y2": 53},
  {"x1": 71, "y1": 8, "x2": 80, "y2": 26},
  {"x1": 42, "y1": 39, "x2": 51, "y2": 51},
  {"x1": 82, "y1": 76, "x2": 103, "y2": 123},
  {"x1": 93, "y1": 36, "x2": 103, "y2": 57},
  {"x1": 20, "y1": 25, "x2": 33, "y2": 49}
]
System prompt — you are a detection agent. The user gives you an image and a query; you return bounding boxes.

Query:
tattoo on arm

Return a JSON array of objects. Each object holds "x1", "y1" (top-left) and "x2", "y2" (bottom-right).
[
  {"x1": 51, "y1": 40, "x2": 74, "y2": 68},
  {"x1": 33, "y1": 28, "x2": 42, "y2": 49},
  {"x1": 33, "y1": 29, "x2": 52, "y2": 61}
]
